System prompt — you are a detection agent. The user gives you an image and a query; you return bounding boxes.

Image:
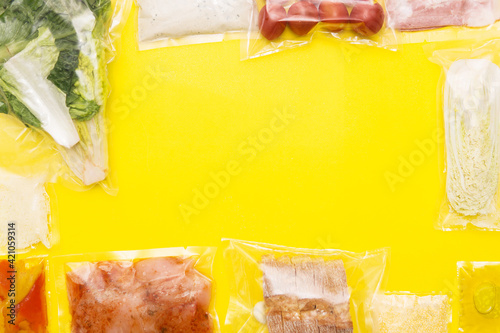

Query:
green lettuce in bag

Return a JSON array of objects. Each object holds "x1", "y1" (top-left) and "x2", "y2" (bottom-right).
[{"x1": 0, "y1": 0, "x2": 130, "y2": 192}]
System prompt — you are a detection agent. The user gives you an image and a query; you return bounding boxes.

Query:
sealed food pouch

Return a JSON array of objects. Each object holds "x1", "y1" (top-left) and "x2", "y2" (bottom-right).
[
  {"x1": 372, "y1": 293, "x2": 452, "y2": 332},
  {"x1": 386, "y1": 0, "x2": 500, "y2": 45},
  {"x1": 136, "y1": 0, "x2": 258, "y2": 50},
  {"x1": 53, "y1": 247, "x2": 219, "y2": 333},
  {"x1": 0, "y1": 167, "x2": 57, "y2": 254},
  {"x1": 0, "y1": 0, "x2": 133, "y2": 194},
  {"x1": 0, "y1": 256, "x2": 48, "y2": 333},
  {"x1": 223, "y1": 239, "x2": 390, "y2": 332},
  {"x1": 426, "y1": 39, "x2": 500, "y2": 231},
  {"x1": 244, "y1": 0, "x2": 397, "y2": 59},
  {"x1": 458, "y1": 262, "x2": 500, "y2": 332}
]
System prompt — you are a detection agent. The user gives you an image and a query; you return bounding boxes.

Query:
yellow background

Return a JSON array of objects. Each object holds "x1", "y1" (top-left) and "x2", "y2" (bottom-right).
[{"x1": 44, "y1": 4, "x2": 500, "y2": 331}]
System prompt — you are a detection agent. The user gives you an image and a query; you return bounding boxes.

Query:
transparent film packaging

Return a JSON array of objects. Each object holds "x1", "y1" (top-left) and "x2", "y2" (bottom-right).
[
  {"x1": 244, "y1": 0, "x2": 397, "y2": 59},
  {"x1": 426, "y1": 39, "x2": 500, "y2": 231},
  {"x1": 458, "y1": 261, "x2": 500, "y2": 332},
  {"x1": 136, "y1": 0, "x2": 258, "y2": 50},
  {"x1": 223, "y1": 239, "x2": 390, "y2": 332},
  {"x1": 372, "y1": 292, "x2": 452, "y2": 333},
  {"x1": 0, "y1": 0, "x2": 133, "y2": 194},
  {"x1": 52, "y1": 247, "x2": 219, "y2": 332},
  {"x1": 386, "y1": 0, "x2": 500, "y2": 45},
  {"x1": 0, "y1": 168, "x2": 58, "y2": 254}
]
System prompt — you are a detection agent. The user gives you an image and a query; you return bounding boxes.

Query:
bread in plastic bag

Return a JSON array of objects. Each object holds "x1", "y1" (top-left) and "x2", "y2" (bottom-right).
[
  {"x1": 0, "y1": 256, "x2": 48, "y2": 332},
  {"x1": 426, "y1": 39, "x2": 500, "y2": 231},
  {"x1": 0, "y1": 167, "x2": 57, "y2": 253},
  {"x1": 223, "y1": 239, "x2": 390, "y2": 332},
  {"x1": 53, "y1": 247, "x2": 219, "y2": 332},
  {"x1": 386, "y1": 0, "x2": 500, "y2": 44},
  {"x1": 136, "y1": 0, "x2": 258, "y2": 50},
  {"x1": 458, "y1": 261, "x2": 500, "y2": 332},
  {"x1": 372, "y1": 293, "x2": 452, "y2": 333},
  {"x1": 0, "y1": 0, "x2": 132, "y2": 194},
  {"x1": 244, "y1": 0, "x2": 397, "y2": 59}
]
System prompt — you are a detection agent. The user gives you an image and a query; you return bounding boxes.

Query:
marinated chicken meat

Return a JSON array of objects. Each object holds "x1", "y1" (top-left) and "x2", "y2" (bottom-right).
[
  {"x1": 387, "y1": 0, "x2": 500, "y2": 31},
  {"x1": 261, "y1": 255, "x2": 352, "y2": 333},
  {"x1": 66, "y1": 257, "x2": 213, "y2": 333}
]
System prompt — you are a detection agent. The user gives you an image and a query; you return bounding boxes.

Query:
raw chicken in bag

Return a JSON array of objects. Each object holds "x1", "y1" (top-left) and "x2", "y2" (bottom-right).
[{"x1": 54, "y1": 247, "x2": 219, "y2": 332}]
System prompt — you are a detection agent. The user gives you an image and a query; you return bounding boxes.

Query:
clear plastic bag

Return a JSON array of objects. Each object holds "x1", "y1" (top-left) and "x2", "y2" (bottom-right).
[
  {"x1": 136, "y1": 0, "x2": 258, "y2": 50},
  {"x1": 372, "y1": 292, "x2": 452, "y2": 333},
  {"x1": 243, "y1": 0, "x2": 397, "y2": 59},
  {"x1": 53, "y1": 247, "x2": 219, "y2": 332},
  {"x1": 386, "y1": 0, "x2": 500, "y2": 45},
  {"x1": 458, "y1": 262, "x2": 500, "y2": 332},
  {"x1": 223, "y1": 239, "x2": 390, "y2": 333},
  {"x1": 426, "y1": 39, "x2": 500, "y2": 231},
  {"x1": 0, "y1": 167, "x2": 58, "y2": 254},
  {"x1": 0, "y1": 256, "x2": 48, "y2": 333},
  {"x1": 0, "y1": 0, "x2": 133, "y2": 194}
]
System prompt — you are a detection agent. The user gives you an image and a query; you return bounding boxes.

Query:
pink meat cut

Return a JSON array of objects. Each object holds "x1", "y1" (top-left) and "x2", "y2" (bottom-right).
[
  {"x1": 387, "y1": 0, "x2": 500, "y2": 31},
  {"x1": 66, "y1": 257, "x2": 213, "y2": 333}
]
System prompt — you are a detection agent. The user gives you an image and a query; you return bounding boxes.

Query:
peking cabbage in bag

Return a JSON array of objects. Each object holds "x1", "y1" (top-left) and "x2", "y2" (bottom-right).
[{"x1": 0, "y1": 0, "x2": 129, "y2": 192}]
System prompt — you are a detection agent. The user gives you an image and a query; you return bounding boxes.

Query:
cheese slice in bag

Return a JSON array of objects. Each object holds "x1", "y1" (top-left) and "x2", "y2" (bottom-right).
[{"x1": 444, "y1": 59, "x2": 500, "y2": 224}]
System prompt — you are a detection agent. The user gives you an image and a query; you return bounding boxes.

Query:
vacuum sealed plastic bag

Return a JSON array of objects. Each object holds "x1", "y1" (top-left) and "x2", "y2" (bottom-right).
[
  {"x1": 458, "y1": 262, "x2": 500, "y2": 332},
  {"x1": 0, "y1": 0, "x2": 132, "y2": 194},
  {"x1": 223, "y1": 239, "x2": 389, "y2": 332},
  {"x1": 426, "y1": 40, "x2": 500, "y2": 231},
  {"x1": 373, "y1": 293, "x2": 452, "y2": 332},
  {"x1": 0, "y1": 257, "x2": 48, "y2": 332},
  {"x1": 53, "y1": 247, "x2": 218, "y2": 332},
  {"x1": 386, "y1": 0, "x2": 500, "y2": 44},
  {"x1": 244, "y1": 0, "x2": 397, "y2": 59},
  {"x1": 0, "y1": 168, "x2": 56, "y2": 253},
  {"x1": 136, "y1": 0, "x2": 258, "y2": 50}
]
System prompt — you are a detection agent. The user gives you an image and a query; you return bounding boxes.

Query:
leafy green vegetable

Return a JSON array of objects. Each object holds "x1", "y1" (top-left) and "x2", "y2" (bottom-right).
[
  {"x1": 45, "y1": 10, "x2": 79, "y2": 92},
  {"x1": 0, "y1": 27, "x2": 80, "y2": 147},
  {"x1": 0, "y1": 95, "x2": 6, "y2": 114},
  {"x1": 67, "y1": 90, "x2": 100, "y2": 121},
  {"x1": 0, "y1": 0, "x2": 14, "y2": 13},
  {"x1": 0, "y1": 0, "x2": 113, "y2": 185},
  {"x1": 0, "y1": 5, "x2": 34, "y2": 60},
  {"x1": 0, "y1": 90, "x2": 41, "y2": 127},
  {"x1": 84, "y1": 0, "x2": 111, "y2": 18},
  {"x1": 44, "y1": 6, "x2": 103, "y2": 121}
]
